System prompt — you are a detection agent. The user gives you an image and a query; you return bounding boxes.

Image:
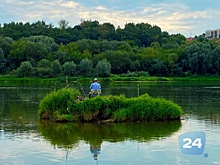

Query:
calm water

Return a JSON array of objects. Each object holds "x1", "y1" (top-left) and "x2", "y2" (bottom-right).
[{"x1": 0, "y1": 80, "x2": 220, "y2": 165}]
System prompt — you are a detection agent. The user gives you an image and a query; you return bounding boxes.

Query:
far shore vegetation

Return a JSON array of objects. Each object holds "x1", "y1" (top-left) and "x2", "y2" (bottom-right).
[
  {"x1": 0, "y1": 75, "x2": 220, "y2": 83},
  {"x1": 1, "y1": 20, "x2": 220, "y2": 80}
]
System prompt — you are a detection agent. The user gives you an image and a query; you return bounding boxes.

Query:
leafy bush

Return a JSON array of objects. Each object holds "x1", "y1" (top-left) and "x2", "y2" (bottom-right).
[
  {"x1": 38, "y1": 88, "x2": 183, "y2": 122},
  {"x1": 38, "y1": 88, "x2": 80, "y2": 121},
  {"x1": 121, "y1": 71, "x2": 149, "y2": 77},
  {"x1": 36, "y1": 67, "x2": 53, "y2": 78},
  {"x1": 17, "y1": 61, "x2": 34, "y2": 77}
]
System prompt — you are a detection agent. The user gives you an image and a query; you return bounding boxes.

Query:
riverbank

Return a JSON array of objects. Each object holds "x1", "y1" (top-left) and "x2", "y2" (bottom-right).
[
  {"x1": 38, "y1": 88, "x2": 183, "y2": 123},
  {"x1": 0, "y1": 75, "x2": 220, "y2": 83}
]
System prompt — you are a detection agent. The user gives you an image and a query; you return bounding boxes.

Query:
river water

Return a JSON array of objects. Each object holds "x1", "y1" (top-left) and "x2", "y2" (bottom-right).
[{"x1": 0, "y1": 80, "x2": 219, "y2": 165}]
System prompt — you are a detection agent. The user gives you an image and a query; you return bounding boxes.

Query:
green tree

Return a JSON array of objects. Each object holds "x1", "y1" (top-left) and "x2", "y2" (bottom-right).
[
  {"x1": 139, "y1": 47, "x2": 161, "y2": 71},
  {"x1": 53, "y1": 50, "x2": 68, "y2": 64},
  {"x1": 0, "y1": 48, "x2": 7, "y2": 74},
  {"x1": 37, "y1": 59, "x2": 51, "y2": 68},
  {"x1": 100, "y1": 22, "x2": 116, "y2": 39},
  {"x1": 54, "y1": 43, "x2": 82, "y2": 65},
  {"x1": 75, "y1": 39, "x2": 100, "y2": 54},
  {"x1": 80, "y1": 20, "x2": 101, "y2": 40},
  {"x1": 17, "y1": 61, "x2": 34, "y2": 77},
  {"x1": 150, "y1": 42, "x2": 160, "y2": 48},
  {"x1": 25, "y1": 35, "x2": 58, "y2": 52},
  {"x1": 8, "y1": 36, "x2": 58, "y2": 70},
  {"x1": 0, "y1": 37, "x2": 13, "y2": 58},
  {"x1": 36, "y1": 59, "x2": 53, "y2": 78},
  {"x1": 62, "y1": 61, "x2": 77, "y2": 76},
  {"x1": 209, "y1": 46, "x2": 220, "y2": 74},
  {"x1": 180, "y1": 42, "x2": 212, "y2": 75},
  {"x1": 51, "y1": 60, "x2": 62, "y2": 77},
  {"x1": 8, "y1": 39, "x2": 27, "y2": 70},
  {"x1": 58, "y1": 19, "x2": 69, "y2": 29},
  {"x1": 147, "y1": 59, "x2": 166, "y2": 76},
  {"x1": 162, "y1": 53, "x2": 179, "y2": 76},
  {"x1": 78, "y1": 58, "x2": 93, "y2": 76},
  {"x1": 23, "y1": 41, "x2": 48, "y2": 64},
  {"x1": 36, "y1": 67, "x2": 53, "y2": 78},
  {"x1": 130, "y1": 60, "x2": 141, "y2": 72},
  {"x1": 102, "y1": 50, "x2": 132, "y2": 74},
  {"x1": 95, "y1": 59, "x2": 111, "y2": 77}
]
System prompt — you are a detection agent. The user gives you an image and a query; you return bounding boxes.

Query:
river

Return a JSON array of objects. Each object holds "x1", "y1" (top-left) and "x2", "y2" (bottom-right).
[{"x1": 0, "y1": 80, "x2": 219, "y2": 165}]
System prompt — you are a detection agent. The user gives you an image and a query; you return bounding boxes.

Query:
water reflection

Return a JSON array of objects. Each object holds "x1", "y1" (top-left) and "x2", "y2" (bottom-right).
[
  {"x1": 90, "y1": 142, "x2": 101, "y2": 160},
  {"x1": 1, "y1": 81, "x2": 220, "y2": 164},
  {"x1": 38, "y1": 120, "x2": 182, "y2": 161}
]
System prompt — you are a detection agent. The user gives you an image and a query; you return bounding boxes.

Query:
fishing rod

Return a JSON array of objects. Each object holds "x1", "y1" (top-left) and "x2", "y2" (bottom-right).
[
  {"x1": 66, "y1": 75, "x2": 87, "y2": 98},
  {"x1": 76, "y1": 78, "x2": 87, "y2": 98}
]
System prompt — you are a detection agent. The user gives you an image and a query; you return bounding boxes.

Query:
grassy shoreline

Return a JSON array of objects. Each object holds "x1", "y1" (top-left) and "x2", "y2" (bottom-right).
[
  {"x1": 38, "y1": 88, "x2": 183, "y2": 123},
  {"x1": 0, "y1": 75, "x2": 220, "y2": 83}
]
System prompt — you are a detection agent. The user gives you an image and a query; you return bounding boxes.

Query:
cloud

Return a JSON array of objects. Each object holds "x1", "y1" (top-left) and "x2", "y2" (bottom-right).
[
  {"x1": 1, "y1": 0, "x2": 81, "y2": 25},
  {"x1": 1, "y1": 0, "x2": 220, "y2": 37},
  {"x1": 61, "y1": 1, "x2": 78, "y2": 8},
  {"x1": 96, "y1": 6, "x2": 107, "y2": 11}
]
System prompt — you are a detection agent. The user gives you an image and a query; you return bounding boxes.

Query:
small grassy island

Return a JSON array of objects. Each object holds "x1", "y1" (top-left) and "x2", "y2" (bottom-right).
[{"x1": 38, "y1": 88, "x2": 183, "y2": 123}]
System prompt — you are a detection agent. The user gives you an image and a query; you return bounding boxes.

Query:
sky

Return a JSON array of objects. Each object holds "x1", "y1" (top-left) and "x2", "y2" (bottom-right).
[{"x1": 1, "y1": 0, "x2": 220, "y2": 37}]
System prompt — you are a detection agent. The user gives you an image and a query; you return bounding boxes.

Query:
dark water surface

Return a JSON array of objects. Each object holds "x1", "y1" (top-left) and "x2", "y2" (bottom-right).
[{"x1": 0, "y1": 81, "x2": 220, "y2": 165}]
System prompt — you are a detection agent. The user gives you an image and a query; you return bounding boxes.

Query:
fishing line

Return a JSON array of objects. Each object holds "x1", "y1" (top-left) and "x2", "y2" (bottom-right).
[{"x1": 77, "y1": 79, "x2": 86, "y2": 98}]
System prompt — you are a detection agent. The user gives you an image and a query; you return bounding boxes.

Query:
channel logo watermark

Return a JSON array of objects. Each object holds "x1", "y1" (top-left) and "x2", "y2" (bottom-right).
[{"x1": 178, "y1": 131, "x2": 208, "y2": 158}]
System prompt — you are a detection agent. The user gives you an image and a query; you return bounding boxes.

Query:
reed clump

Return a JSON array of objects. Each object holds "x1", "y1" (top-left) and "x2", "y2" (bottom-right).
[{"x1": 38, "y1": 88, "x2": 183, "y2": 122}]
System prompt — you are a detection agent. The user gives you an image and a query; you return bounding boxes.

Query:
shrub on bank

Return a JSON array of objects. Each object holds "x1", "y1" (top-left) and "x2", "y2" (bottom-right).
[
  {"x1": 38, "y1": 88, "x2": 80, "y2": 121},
  {"x1": 38, "y1": 88, "x2": 183, "y2": 122}
]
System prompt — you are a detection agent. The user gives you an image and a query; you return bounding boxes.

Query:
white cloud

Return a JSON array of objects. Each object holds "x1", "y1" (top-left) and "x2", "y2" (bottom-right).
[
  {"x1": 61, "y1": 1, "x2": 78, "y2": 8},
  {"x1": 96, "y1": 6, "x2": 107, "y2": 11},
  {"x1": 1, "y1": 0, "x2": 220, "y2": 37},
  {"x1": 5, "y1": 0, "x2": 17, "y2": 3}
]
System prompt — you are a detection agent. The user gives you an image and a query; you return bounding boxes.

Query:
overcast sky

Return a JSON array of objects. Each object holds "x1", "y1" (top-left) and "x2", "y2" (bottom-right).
[{"x1": 1, "y1": 0, "x2": 220, "y2": 37}]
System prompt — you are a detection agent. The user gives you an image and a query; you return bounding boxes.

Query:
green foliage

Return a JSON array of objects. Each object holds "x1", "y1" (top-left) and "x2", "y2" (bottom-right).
[
  {"x1": 101, "y1": 50, "x2": 132, "y2": 74},
  {"x1": 0, "y1": 48, "x2": 7, "y2": 74},
  {"x1": 58, "y1": 19, "x2": 69, "y2": 29},
  {"x1": 7, "y1": 36, "x2": 58, "y2": 71},
  {"x1": 62, "y1": 61, "x2": 77, "y2": 76},
  {"x1": 180, "y1": 42, "x2": 213, "y2": 75},
  {"x1": 36, "y1": 67, "x2": 53, "y2": 78},
  {"x1": 36, "y1": 59, "x2": 53, "y2": 77},
  {"x1": 76, "y1": 39, "x2": 100, "y2": 54},
  {"x1": 95, "y1": 58, "x2": 111, "y2": 77},
  {"x1": 38, "y1": 88, "x2": 182, "y2": 122},
  {"x1": 210, "y1": 46, "x2": 220, "y2": 74},
  {"x1": 38, "y1": 120, "x2": 182, "y2": 148},
  {"x1": 37, "y1": 59, "x2": 51, "y2": 68},
  {"x1": 0, "y1": 37, "x2": 13, "y2": 57},
  {"x1": 8, "y1": 39, "x2": 27, "y2": 69},
  {"x1": 17, "y1": 61, "x2": 34, "y2": 77},
  {"x1": 125, "y1": 96, "x2": 183, "y2": 121},
  {"x1": 121, "y1": 71, "x2": 149, "y2": 77},
  {"x1": 2, "y1": 20, "x2": 220, "y2": 77},
  {"x1": 38, "y1": 88, "x2": 80, "y2": 121},
  {"x1": 51, "y1": 59, "x2": 62, "y2": 77},
  {"x1": 113, "y1": 108, "x2": 128, "y2": 121},
  {"x1": 79, "y1": 58, "x2": 93, "y2": 76},
  {"x1": 68, "y1": 94, "x2": 127, "y2": 121}
]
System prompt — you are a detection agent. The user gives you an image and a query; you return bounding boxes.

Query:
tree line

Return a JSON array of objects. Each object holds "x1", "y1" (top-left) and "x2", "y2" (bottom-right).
[{"x1": 0, "y1": 20, "x2": 220, "y2": 78}]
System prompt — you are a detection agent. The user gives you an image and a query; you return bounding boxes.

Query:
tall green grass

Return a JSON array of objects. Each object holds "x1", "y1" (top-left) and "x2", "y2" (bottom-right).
[
  {"x1": 38, "y1": 88, "x2": 183, "y2": 122},
  {"x1": 38, "y1": 88, "x2": 80, "y2": 121}
]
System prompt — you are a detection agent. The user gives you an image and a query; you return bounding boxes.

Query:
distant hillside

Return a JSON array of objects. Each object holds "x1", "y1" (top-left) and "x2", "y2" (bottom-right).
[
  {"x1": 0, "y1": 20, "x2": 185, "y2": 47},
  {"x1": 1, "y1": 20, "x2": 220, "y2": 78}
]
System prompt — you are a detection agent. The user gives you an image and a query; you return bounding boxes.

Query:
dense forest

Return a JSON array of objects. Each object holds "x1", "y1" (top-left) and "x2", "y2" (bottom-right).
[{"x1": 0, "y1": 20, "x2": 220, "y2": 78}]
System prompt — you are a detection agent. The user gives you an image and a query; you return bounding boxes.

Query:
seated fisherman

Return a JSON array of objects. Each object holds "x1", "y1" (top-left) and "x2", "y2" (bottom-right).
[{"x1": 88, "y1": 78, "x2": 101, "y2": 98}]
